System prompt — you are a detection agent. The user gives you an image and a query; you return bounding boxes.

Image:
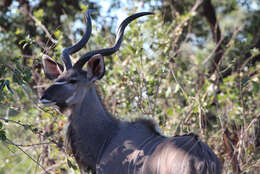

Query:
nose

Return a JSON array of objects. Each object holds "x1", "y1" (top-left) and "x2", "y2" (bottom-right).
[
  {"x1": 40, "y1": 85, "x2": 55, "y2": 102},
  {"x1": 40, "y1": 94, "x2": 52, "y2": 104},
  {"x1": 40, "y1": 95, "x2": 45, "y2": 101}
]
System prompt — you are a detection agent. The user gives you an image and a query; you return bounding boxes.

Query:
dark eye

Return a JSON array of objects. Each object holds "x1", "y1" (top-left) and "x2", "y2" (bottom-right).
[{"x1": 69, "y1": 79, "x2": 77, "y2": 84}]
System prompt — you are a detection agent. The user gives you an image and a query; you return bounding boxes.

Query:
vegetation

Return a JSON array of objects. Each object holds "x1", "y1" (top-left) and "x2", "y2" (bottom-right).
[{"x1": 0, "y1": 0, "x2": 259, "y2": 173}]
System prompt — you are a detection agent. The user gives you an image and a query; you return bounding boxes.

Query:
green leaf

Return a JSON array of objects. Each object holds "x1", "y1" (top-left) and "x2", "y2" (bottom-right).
[
  {"x1": 22, "y1": 43, "x2": 28, "y2": 49},
  {"x1": 167, "y1": 108, "x2": 174, "y2": 116},
  {"x1": 0, "y1": 80, "x2": 5, "y2": 92},
  {"x1": 54, "y1": 30, "x2": 61, "y2": 38},
  {"x1": 174, "y1": 84, "x2": 180, "y2": 93},
  {"x1": 33, "y1": 9, "x2": 44, "y2": 21},
  {"x1": 0, "y1": 121, "x2": 3, "y2": 129},
  {"x1": 0, "y1": 66, "x2": 6, "y2": 76},
  {"x1": 80, "y1": 4, "x2": 88, "y2": 12},
  {"x1": 15, "y1": 28, "x2": 23, "y2": 35},
  {"x1": 67, "y1": 159, "x2": 78, "y2": 170},
  {"x1": 250, "y1": 48, "x2": 260, "y2": 57},
  {"x1": 23, "y1": 125, "x2": 32, "y2": 130},
  {"x1": 252, "y1": 81, "x2": 259, "y2": 94},
  {"x1": 18, "y1": 40, "x2": 26, "y2": 45},
  {"x1": 32, "y1": 128, "x2": 38, "y2": 133},
  {"x1": 8, "y1": 108, "x2": 19, "y2": 117},
  {"x1": 67, "y1": 159, "x2": 73, "y2": 168},
  {"x1": 5, "y1": 80, "x2": 14, "y2": 94},
  {"x1": 0, "y1": 130, "x2": 6, "y2": 141}
]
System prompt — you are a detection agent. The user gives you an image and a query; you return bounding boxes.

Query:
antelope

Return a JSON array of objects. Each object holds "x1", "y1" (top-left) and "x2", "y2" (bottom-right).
[{"x1": 40, "y1": 10, "x2": 222, "y2": 174}]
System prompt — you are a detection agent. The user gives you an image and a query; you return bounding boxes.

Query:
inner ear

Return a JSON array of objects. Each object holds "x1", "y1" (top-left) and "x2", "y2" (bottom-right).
[
  {"x1": 87, "y1": 54, "x2": 105, "y2": 82},
  {"x1": 42, "y1": 54, "x2": 64, "y2": 80}
]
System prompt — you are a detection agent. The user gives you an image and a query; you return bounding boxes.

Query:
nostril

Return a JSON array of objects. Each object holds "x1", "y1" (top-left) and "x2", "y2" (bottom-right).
[
  {"x1": 40, "y1": 95, "x2": 51, "y2": 103},
  {"x1": 40, "y1": 95, "x2": 45, "y2": 100}
]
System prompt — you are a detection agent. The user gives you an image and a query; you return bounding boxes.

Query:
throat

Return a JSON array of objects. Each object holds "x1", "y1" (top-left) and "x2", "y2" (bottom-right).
[{"x1": 64, "y1": 85, "x2": 118, "y2": 170}]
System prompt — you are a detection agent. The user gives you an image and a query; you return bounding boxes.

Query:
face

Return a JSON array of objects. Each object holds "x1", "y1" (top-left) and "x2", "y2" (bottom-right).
[
  {"x1": 41, "y1": 69, "x2": 90, "y2": 109},
  {"x1": 40, "y1": 54, "x2": 105, "y2": 111}
]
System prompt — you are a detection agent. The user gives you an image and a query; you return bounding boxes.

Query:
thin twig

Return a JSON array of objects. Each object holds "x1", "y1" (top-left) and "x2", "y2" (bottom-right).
[
  {"x1": 6, "y1": 138, "x2": 50, "y2": 174},
  {"x1": 202, "y1": 36, "x2": 225, "y2": 65},
  {"x1": 152, "y1": 75, "x2": 163, "y2": 118},
  {"x1": 171, "y1": 0, "x2": 203, "y2": 47},
  {"x1": 0, "y1": 117, "x2": 29, "y2": 127},
  {"x1": 215, "y1": 24, "x2": 246, "y2": 77},
  {"x1": 170, "y1": 68, "x2": 188, "y2": 100},
  {"x1": 28, "y1": 12, "x2": 58, "y2": 44},
  {"x1": 0, "y1": 117, "x2": 64, "y2": 151},
  {"x1": 34, "y1": 154, "x2": 41, "y2": 174},
  {"x1": 5, "y1": 141, "x2": 51, "y2": 147}
]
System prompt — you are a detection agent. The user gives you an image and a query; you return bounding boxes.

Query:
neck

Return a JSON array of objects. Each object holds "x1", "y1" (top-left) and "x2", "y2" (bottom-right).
[{"x1": 66, "y1": 85, "x2": 118, "y2": 170}]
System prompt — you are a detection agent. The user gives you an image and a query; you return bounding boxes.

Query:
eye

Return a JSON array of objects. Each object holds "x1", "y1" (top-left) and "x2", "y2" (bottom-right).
[{"x1": 69, "y1": 79, "x2": 77, "y2": 84}]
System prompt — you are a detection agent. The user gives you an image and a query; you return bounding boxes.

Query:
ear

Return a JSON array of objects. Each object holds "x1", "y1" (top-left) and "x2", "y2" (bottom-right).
[
  {"x1": 42, "y1": 54, "x2": 64, "y2": 80},
  {"x1": 87, "y1": 54, "x2": 105, "y2": 82}
]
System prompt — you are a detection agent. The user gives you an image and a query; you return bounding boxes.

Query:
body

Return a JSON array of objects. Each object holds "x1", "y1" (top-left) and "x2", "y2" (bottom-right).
[{"x1": 64, "y1": 85, "x2": 221, "y2": 174}]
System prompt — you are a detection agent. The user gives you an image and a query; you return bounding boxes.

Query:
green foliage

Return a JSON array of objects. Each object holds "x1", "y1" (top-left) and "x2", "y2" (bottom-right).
[
  {"x1": 0, "y1": 130, "x2": 6, "y2": 142},
  {"x1": 33, "y1": 9, "x2": 45, "y2": 21},
  {"x1": 67, "y1": 159, "x2": 78, "y2": 171},
  {"x1": 0, "y1": 121, "x2": 6, "y2": 142}
]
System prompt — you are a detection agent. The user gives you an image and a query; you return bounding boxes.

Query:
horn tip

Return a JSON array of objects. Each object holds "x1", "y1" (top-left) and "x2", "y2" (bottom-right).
[
  {"x1": 138, "y1": 11, "x2": 154, "y2": 16},
  {"x1": 85, "y1": 9, "x2": 94, "y2": 15}
]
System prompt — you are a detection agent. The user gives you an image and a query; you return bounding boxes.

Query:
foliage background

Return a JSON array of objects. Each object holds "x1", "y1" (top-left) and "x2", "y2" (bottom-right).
[{"x1": 0, "y1": 0, "x2": 259, "y2": 173}]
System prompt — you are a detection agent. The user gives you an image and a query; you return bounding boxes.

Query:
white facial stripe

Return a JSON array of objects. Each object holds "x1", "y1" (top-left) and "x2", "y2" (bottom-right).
[
  {"x1": 40, "y1": 100, "x2": 57, "y2": 107},
  {"x1": 40, "y1": 99, "x2": 52, "y2": 103},
  {"x1": 43, "y1": 102, "x2": 57, "y2": 107},
  {"x1": 54, "y1": 81, "x2": 68, "y2": 85},
  {"x1": 40, "y1": 99, "x2": 56, "y2": 106}
]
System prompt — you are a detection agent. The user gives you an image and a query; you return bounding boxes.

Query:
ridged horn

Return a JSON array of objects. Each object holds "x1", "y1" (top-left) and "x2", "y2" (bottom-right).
[
  {"x1": 73, "y1": 12, "x2": 153, "y2": 69},
  {"x1": 61, "y1": 10, "x2": 92, "y2": 70}
]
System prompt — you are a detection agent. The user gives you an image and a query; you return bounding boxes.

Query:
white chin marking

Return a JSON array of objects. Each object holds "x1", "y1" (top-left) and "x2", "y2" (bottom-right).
[{"x1": 54, "y1": 81, "x2": 67, "y2": 85}]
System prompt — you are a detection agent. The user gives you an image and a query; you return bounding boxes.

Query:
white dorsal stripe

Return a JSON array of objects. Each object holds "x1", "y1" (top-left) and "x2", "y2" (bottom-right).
[{"x1": 54, "y1": 81, "x2": 68, "y2": 85}]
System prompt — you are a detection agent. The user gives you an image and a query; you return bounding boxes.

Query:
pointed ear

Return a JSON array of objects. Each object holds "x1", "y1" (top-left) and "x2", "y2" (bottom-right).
[
  {"x1": 42, "y1": 54, "x2": 64, "y2": 80},
  {"x1": 87, "y1": 54, "x2": 105, "y2": 82}
]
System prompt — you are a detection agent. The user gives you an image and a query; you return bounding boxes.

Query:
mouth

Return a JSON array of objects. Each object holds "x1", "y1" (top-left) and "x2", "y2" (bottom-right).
[{"x1": 40, "y1": 99, "x2": 56, "y2": 106}]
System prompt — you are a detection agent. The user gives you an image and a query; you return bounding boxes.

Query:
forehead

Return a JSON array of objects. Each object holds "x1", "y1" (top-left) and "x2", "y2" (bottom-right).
[{"x1": 56, "y1": 69, "x2": 87, "y2": 80}]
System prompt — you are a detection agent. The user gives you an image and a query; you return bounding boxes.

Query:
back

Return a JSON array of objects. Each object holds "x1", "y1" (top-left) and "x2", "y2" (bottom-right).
[
  {"x1": 97, "y1": 121, "x2": 222, "y2": 174},
  {"x1": 141, "y1": 134, "x2": 222, "y2": 174}
]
